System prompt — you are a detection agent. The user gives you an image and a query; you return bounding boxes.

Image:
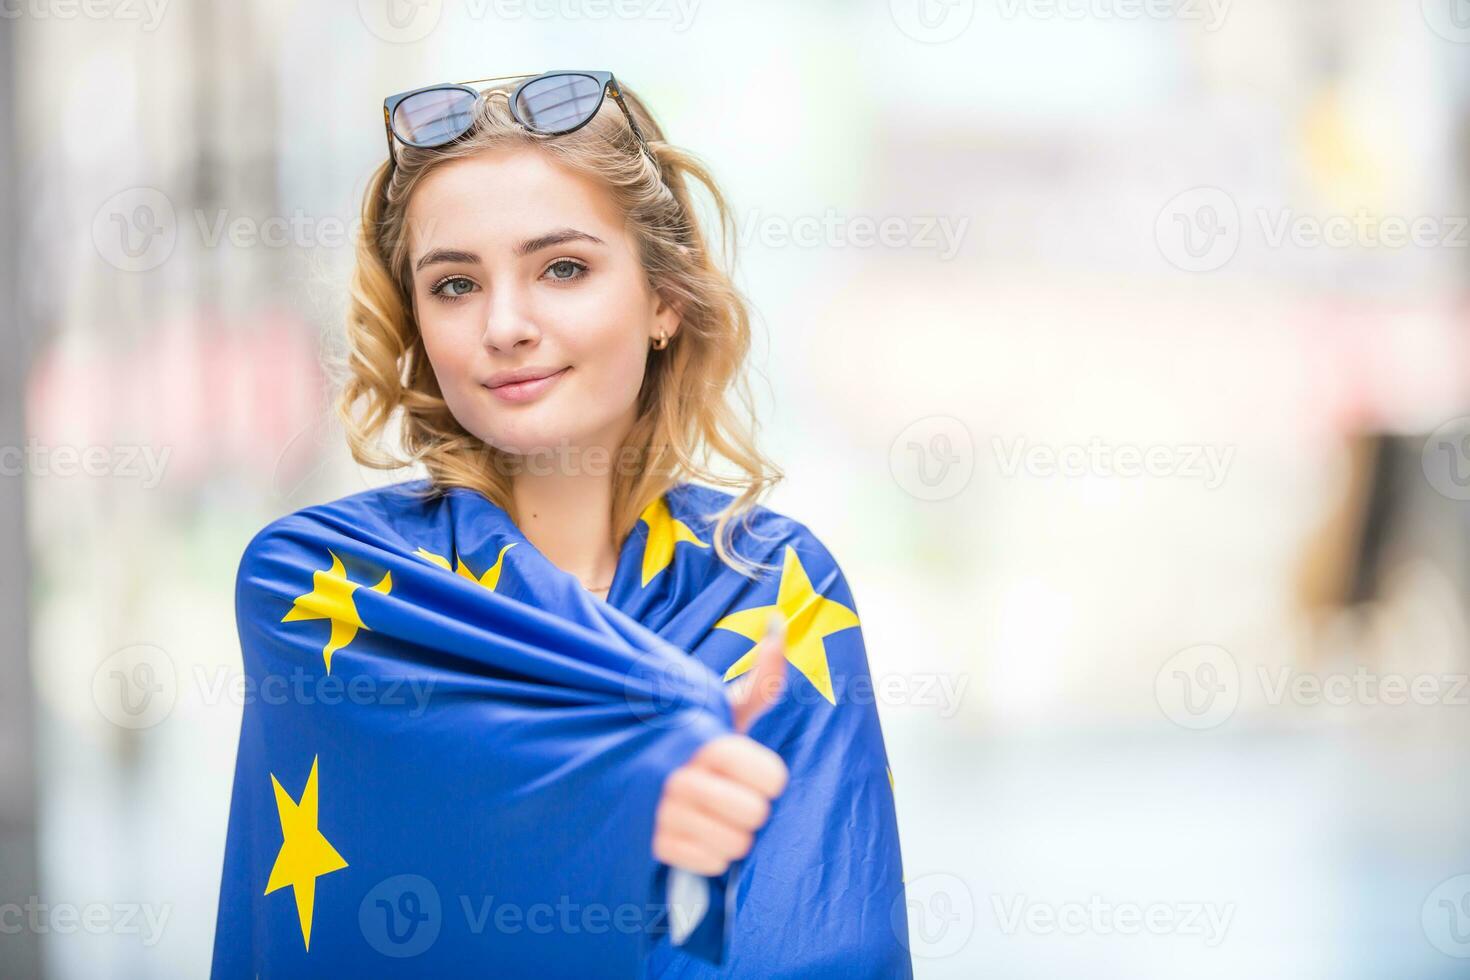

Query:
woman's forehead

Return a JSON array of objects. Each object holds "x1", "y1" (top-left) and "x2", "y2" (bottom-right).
[{"x1": 405, "y1": 148, "x2": 625, "y2": 258}]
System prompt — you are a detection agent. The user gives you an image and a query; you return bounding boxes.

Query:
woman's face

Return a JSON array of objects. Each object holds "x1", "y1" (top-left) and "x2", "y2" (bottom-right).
[{"x1": 404, "y1": 146, "x2": 680, "y2": 462}]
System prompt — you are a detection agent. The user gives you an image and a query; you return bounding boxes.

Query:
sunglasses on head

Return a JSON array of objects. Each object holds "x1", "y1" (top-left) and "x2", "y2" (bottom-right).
[{"x1": 382, "y1": 70, "x2": 661, "y2": 177}]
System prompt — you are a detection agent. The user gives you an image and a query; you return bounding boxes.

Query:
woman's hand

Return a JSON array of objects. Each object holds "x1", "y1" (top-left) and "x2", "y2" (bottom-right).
[{"x1": 652, "y1": 615, "x2": 790, "y2": 877}]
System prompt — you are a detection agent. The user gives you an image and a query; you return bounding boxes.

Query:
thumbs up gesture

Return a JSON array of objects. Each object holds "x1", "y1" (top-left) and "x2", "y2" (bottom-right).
[{"x1": 652, "y1": 614, "x2": 790, "y2": 877}]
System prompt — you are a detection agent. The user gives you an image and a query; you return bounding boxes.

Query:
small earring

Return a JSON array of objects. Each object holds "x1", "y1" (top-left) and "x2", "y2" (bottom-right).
[{"x1": 651, "y1": 329, "x2": 669, "y2": 351}]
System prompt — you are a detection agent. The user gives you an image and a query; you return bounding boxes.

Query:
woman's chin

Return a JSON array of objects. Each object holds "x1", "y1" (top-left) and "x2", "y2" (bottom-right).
[{"x1": 477, "y1": 425, "x2": 593, "y2": 465}]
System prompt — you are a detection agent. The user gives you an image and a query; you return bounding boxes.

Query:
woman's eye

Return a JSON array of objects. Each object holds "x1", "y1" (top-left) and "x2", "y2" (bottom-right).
[
  {"x1": 429, "y1": 276, "x2": 477, "y2": 300},
  {"x1": 543, "y1": 259, "x2": 587, "y2": 283}
]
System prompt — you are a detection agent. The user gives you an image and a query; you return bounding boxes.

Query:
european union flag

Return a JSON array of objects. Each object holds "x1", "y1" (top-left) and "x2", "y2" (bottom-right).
[{"x1": 211, "y1": 479, "x2": 911, "y2": 977}]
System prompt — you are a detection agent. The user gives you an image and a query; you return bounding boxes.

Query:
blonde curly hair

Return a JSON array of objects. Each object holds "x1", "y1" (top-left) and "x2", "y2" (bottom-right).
[{"x1": 335, "y1": 78, "x2": 783, "y2": 578}]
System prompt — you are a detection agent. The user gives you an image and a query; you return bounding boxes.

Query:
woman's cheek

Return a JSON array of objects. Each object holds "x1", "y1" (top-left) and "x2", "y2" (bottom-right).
[
  {"x1": 421, "y1": 328, "x2": 480, "y2": 415},
  {"x1": 575, "y1": 336, "x2": 631, "y2": 405}
]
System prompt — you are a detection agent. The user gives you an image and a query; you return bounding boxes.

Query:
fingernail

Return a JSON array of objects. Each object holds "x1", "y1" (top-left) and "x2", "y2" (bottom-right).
[{"x1": 765, "y1": 611, "x2": 786, "y2": 642}]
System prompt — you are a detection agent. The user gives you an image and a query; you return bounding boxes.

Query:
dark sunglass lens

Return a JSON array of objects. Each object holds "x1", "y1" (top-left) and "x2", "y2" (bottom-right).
[
  {"x1": 393, "y1": 88, "x2": 477, "y2": 146},
  {"x1": 514, "y1": 74, "x2": 604, "y2": 134}
]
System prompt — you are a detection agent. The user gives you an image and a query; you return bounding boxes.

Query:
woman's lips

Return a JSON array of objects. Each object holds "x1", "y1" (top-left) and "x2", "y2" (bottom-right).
[{"x1": 484, "y1": 367, "x2": 569, "y2": 403}]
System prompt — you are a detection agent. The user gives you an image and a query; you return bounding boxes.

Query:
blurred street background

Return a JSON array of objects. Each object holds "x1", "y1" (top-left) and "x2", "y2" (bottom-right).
[{"x1": 4, "y1": 0, "x2": 1470, "y2": 976}]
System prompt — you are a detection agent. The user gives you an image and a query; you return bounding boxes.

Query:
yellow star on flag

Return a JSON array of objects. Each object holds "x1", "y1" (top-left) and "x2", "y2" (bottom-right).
[
  {"x1": 264, "y1": 755, "x2": 348, "y2": 952},
  {"x1": 415, "y1": 542, "x2": 516, "y2": 590},
  {"x1": 638, "y1": 495, "x2": 708, "y2": 586},
  {"x1": 282, "y1": 550, "x2": 391, "y2": 674},
  {"x1": 718, "y1": 544, "x2": 858, "y2": 705}
]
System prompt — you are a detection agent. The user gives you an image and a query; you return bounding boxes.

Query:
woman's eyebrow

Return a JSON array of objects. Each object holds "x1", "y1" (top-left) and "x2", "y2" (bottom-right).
[
  {"x1": 413, "y1": 230, "x2": 605, "y2": 274},
  {"x1": 514, "y1": 228, "x2": 605, "y2": 257},
  {"x1": 414, "y1": 248, "x2": 480, "y2": 273}
]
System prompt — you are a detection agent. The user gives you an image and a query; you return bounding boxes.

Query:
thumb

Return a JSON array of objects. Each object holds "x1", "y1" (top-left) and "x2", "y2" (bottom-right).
[{"x1": 730, "y1": 612, "x2": 788, "y2": 733}]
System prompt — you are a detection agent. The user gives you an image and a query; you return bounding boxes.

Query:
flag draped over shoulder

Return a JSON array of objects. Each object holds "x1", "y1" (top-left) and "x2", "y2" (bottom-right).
[{"x1": 210, "y1": 479, "x2": 911, "y2": 978}]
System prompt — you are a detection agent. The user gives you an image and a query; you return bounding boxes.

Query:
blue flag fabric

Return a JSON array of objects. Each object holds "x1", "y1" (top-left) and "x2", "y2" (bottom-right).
[{"x1": 210, "y1": 479, "x2": 911, "y2": 977}]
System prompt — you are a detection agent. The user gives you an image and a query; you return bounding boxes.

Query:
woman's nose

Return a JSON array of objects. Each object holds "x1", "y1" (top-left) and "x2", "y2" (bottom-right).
[{"x1": 479, "y1": 285, "x2": 540, "y2": 352}]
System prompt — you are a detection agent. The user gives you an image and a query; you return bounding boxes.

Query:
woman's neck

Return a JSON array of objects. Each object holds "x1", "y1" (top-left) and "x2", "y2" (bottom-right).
[{"x1": 510, "y1": 468, "x2": 621, "y2": 594}]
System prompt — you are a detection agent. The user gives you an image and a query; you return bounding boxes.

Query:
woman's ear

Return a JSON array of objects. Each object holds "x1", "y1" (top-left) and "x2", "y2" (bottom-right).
[{"x1": 651, "y1": 288, "x2": 684, "y2": 344}]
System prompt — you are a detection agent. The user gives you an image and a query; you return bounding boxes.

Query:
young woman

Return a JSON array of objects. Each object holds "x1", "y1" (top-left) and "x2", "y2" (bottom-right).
[{"x1": 214, "y1": 71, "x2": 910, "y2": 977}]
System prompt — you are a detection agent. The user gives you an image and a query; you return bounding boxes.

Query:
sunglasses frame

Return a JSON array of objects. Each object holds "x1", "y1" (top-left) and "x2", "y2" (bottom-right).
[{"x1": 382, "y1": 70, "x2": 661, "y2": 176}]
